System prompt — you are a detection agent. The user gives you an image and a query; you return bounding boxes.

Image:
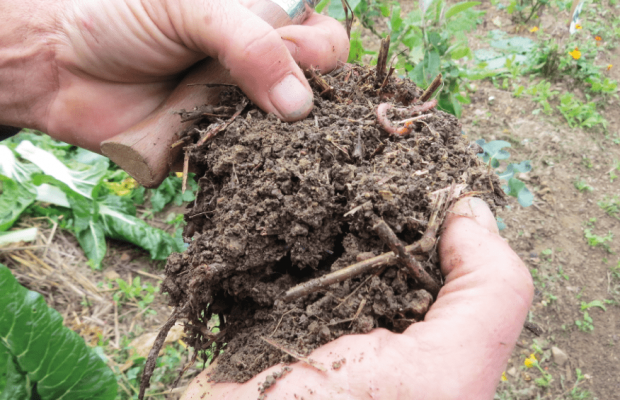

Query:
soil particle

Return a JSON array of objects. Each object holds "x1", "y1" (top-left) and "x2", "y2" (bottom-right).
[{"x1": 161, "y1": 64, "x2": 504, "y2": 383}]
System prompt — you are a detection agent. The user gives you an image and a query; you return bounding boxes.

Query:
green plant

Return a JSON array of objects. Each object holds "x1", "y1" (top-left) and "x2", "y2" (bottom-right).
[
  {"x1": 575, "y1": 310, "x2": 594, "y2": 332},
  {"x1": 598, "y1": 196, "x2": 620, "y2": 219},
  {"x1": 526, "y1": 80, "x2": 558, "y2": 115},
  {"x1": 0, "y1": 137, "x2": 187, "y2": 269},
  {"x1": 507, "y1": 0, "x2": 550, "y2": 23},
  {"x1": 569, "y1": 368, "x2": 593, "y2": 399},
  {"x1": 475, "y1": 139, "x2": 534, "y2": 207},
  {"x1": 574, "y1": 178, "x2": 593, "y2": 192},
  {"x1": 580, "y1": 299, "x2": 607, "y2": 311},
  {"x1": 557, "y1": 93, "x2": 607, "y2": 129},
  {"x1": 113, "y1": 277, "x2": 159, "y2": 309},
  {"x1": 608, "y1": 159, "x2": 620, "y2": 182},
  {"x1": 584, "y1": 228, "x2": 613, "y2": 252},
  {"x1": 0, "y1": 265, "x2": 117, "y2": 399}
]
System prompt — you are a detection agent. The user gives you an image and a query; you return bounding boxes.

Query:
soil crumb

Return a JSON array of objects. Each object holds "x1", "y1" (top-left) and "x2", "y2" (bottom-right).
[{"x1": 162, "y1": 64, "x2": 505, "y2": 383}]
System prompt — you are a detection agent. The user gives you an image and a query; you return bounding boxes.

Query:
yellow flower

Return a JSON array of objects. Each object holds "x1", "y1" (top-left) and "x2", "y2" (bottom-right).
[
  {"x1": 530, "y1": 26, "x2": 539, "y2": 33},
  {"x1": 569, "y1": 47, "x2": 581, "y2": 60},
  {"x1": 575, "y1": 23, "x2": 582, "y2": 30},
  {"x1": 176, "y1": 172, "x2": 184, "y2": 178},
  {"x1": 501, "y1": 372, "x2": 508, "y2": 382},
  {"x1": 607, "y1": 64, "x2": 613, "y2": 70},
  {"x1": 524, "y1": 353, "x2": 538, "y2": 368},
  {"x1": 595, "y1": 36, "x2": 602, "y2": 41}
]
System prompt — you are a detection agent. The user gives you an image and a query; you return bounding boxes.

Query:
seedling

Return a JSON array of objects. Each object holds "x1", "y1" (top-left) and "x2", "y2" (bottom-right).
[
  {"x1": 575, "y1": 311, "x2": 594, "y2": 332},
  {"x1": 598, "y1": 196, "x2": 620, "y2": 219},
  {"x1": 573, "y1": 178, "x2": 593, "y2": 192},
  {"x1": 583, "y1": 228, "x2": 613, "y2": 252},
  {"x1": 113, "y1": 277, "x2": 159, "y2": 310},
  {"x1": 557, "y1": 93, "x2": 607, "y2": 129}
]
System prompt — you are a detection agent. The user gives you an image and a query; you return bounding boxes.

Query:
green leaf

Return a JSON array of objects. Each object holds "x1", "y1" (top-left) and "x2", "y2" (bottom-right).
[
  {"x1": 315, "y1": 0, "x2": 330, "y2": 13},
  {"x1": 498, "y1": 161, "x2": 532, "y2": 181},
  {"x1": 0, "y1": 228, "x2": 38, "y2": 247},
  {"x1": 99, "y1": 201, "x2": 184, "y2": 260},
  {"x1": 0, "y1": 175, "x2": 36, "y2": 231},
  {"x1": 15, "y1": 140, "x2": 108, "y2": 199},
  {"x1": 445, "y1": 1, "x2": 480, "y2": 19},
  {"x1": 0, "y1": 265, "x2": 117, "y2": 399},
  {"x1": 76, "y1": 220, "x2": 107, "y2": 269},
  {"x1": 475, "y1": 139, "x2": 511, "y2": 164},
  {"x1": 505, "y1": 177, "x2": 534, "y2": 207},
  {"x1": 347, "y1": 30, "x2": 366, "y2": 63},
  {"x1": 0, "y1": 342, "x2": 32, "y2": 400},
  {"x1": 328, "y1": 0, "x2": 346, "y2": 20}
]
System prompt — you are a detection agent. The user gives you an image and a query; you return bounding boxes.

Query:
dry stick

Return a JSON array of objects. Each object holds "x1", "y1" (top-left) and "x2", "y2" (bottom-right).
[
  {"x1": 261, "y1": 336, "x2": 327, "y2": 372},
  {"x1": 181, "y1": 148, "x2": 190, "y2": 194},
  {"x1": 113, "y1": 301, "x2": 120, "y2": 349},
  {"x1": 139, "y1": 304, "x2": 187, "y2": 400},
  {"x1": 282, "y1": 243, "x2": 427, "y2": 303},
  {"x1": 419, "y1": 73, "x2": 443, "y2": 103},
  {"x1": 195, "y1": 99, "x2": 247, "y2": 146},
  {"x1": 375, "y1": 35, "x2": 390, "y2": 79},
  {"x1": 373, "y1": 219, "x2": 440, "y2": 297}
]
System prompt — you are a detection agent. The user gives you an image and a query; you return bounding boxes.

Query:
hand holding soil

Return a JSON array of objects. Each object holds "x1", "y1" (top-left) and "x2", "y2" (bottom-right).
[
  {"x1": 181, "y1": 197, "x2": 534, "y2": 400},
  {"x1": 1, "y1": 0, "x2": 348, "y2": 152}
]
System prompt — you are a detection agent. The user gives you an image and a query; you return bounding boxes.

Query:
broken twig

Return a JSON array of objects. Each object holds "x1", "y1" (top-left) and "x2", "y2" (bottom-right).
[
  {"x1": 373, "y1": 219, "x2": 440, "y2": 296},
  {"x1": 261, "y1": 337, "x2": 326, "y2": 372},
  {"x1": 419, "y1": 73, "x2": 443, "y2": 103}
]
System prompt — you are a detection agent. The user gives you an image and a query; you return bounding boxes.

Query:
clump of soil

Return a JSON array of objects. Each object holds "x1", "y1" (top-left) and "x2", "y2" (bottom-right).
[{"x1": 161, "y1": 64, "x2": 506, "y2": 383}]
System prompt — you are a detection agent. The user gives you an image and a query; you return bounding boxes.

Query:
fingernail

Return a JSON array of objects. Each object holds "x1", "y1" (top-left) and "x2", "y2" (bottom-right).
[
  {"x1": 451, "y1": 197, "x2": 499, "y2": 235},
  {"x1": 269, "y1": 75, "x2": 313, "y2": 121}
]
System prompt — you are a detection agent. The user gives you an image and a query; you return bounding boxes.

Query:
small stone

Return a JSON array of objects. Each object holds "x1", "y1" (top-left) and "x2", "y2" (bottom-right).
[
  {"x1": 552, "y1": 346, "x2": 569, "y2": 366},
  {"x1": 507, "y1": 367, "x2": 517, "y2": 377},
  {"x1": 104, "y1": 270, "x2": 120, "y2": 281},
  {"x1": 319, "y1": 326, "x2": 331, "y2": 341}
]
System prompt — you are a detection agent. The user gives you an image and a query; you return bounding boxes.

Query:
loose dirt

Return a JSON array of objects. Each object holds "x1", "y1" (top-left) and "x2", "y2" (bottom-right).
[{"x1": 161, "y1": 65, "x2": 505, "y2": 382}]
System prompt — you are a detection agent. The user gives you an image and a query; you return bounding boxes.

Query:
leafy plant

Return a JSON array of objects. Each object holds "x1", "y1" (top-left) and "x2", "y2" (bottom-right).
[
  {"x1": 113, "y1": 277, "x2": 159, "y2": 309},
  {"x1": 583, "y1": 228, "x2": 613, "y2": 252},
  {"x1": 0, "y1": 264, "x2": 117, "y2": 399},
  {"x1": 598, "y1": 196, "x2": 620, "y2": 219},
  {"x1": 475, "y1": 139, "x2": 534, "y2": 207},
  {"x1": 557, "y1": 93, "x2": 607, "y2": 129},
  {"x1": 0, "y1": 141, "x2": 185, "y2": 269},
  {"x1": 580, "y1": 299, "x2": 607, "y2": 311},
  {"x1": 575, "y1": 310, "x2": 594, "y2": 332},
  {"x1": 507, "y1": 0, "x2": 550, "y2": 23},
  {"x1": 526, "y1": 80, "x2": 559, "y2": 115},
  {"x1": 574, "y1": 178, "x2": 593, "y2": 192}
]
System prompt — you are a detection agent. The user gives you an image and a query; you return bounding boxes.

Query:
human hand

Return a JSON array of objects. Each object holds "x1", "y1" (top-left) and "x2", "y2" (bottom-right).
[
  {"x1": 181, "y1": 197, "x2": 534, "y2": 400},
  {"x1": 3, "y1": 0, "x2": 348, "y2": 152}
]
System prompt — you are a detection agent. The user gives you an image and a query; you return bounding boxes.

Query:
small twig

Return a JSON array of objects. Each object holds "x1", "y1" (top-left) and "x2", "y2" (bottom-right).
[
  {"x1": 369, "y1": 143, "x2": 386, "y2": 159},
  {"x1": 376, "y1": 35, "x2": 390, "y2": 80},
  {"x1": 113, "y1": 300, "x2": 120, "y2": 349},
  {"x1": 261, "y1": 336, "x2": 326, "y2": 372},
  {"x1": 42, "y1": 219, "x2": 58, "y2": 260},
  {"x1": 349, "y1": 298, "x2": 367, "y2": 328},
  {"x1": 373, "y1": 219, "x2": 440, "y2": 296},
  {"x1": 419, "y1": 73, "x2": 443, "y2": 102},
  {"x1": 270, "y1": 308, "x2": 300, "y2": 337},
  {"x1": 334, "y1": 274, "x2": 374, "y2": 310},
  {"x1": 196, "y1": 99, "x2": 247, "y2": 146},
  {"x1": 181, "y1": 148, "x2": 190, "y2": 194},
  {"x1": 282, "y1": 241, "x2": 427, "y2": 302}
]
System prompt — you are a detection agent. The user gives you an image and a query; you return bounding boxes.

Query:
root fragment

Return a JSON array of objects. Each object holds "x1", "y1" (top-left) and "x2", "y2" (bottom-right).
[
  {"x1": 373, "y1": 219, "x2": 440, "y2": 296},
  {"x1": 419, "y1": 73, "x2": 443, "y2": 102}
]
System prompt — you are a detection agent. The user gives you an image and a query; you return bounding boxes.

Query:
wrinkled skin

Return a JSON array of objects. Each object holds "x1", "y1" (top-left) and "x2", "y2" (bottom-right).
[
  {"x1": 182, "y1": 197, "x2": 534, "y2": 400},
  {"x1": 3, "y1": 0, "x2": 349, "y2": 152}
]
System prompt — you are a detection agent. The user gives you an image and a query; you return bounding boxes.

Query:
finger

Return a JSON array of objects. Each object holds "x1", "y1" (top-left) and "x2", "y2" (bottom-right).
[
  {"x1": 403, "y1": 197, "x2": 534, "y2": 398},
  {"x1": 176, "y1": 0, "x2": 313, "y2": 121},
  {"x1": 277, "y1": 13, "x2": 350, "y2": 72}
]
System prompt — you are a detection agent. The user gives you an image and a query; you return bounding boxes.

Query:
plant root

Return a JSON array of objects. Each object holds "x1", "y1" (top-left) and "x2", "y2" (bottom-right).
[
  {"x1": 260, "y1": 337, "x2": 326, "y2": 372},
  {"x1": 372, "y1": 218, "x2": 440, "y2": 296}
]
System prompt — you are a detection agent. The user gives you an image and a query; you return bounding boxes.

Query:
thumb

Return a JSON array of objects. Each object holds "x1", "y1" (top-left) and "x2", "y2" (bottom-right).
[
  {"x1": 179, "y1": 0, "x2": 313, "y2": 121},
  {"x1": 403, "y1": 197, "x2": 534, "y2": 398}
]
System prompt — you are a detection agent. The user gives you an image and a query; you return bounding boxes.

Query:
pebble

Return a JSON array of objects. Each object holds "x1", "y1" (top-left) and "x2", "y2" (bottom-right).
[{"x1": 552, "y1": 346, "x2": 569, "y2": 366}]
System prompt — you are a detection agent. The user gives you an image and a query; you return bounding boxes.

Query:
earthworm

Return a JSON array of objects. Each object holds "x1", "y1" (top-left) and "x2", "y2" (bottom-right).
[{"x1": 376, "y1": 99, "x2": 438, "y2": 135}]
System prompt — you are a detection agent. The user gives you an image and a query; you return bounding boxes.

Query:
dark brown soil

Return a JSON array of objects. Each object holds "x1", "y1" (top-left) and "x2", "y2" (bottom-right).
[{"x1": 161, "y1": 64, "x2": 505, "y2": 383}]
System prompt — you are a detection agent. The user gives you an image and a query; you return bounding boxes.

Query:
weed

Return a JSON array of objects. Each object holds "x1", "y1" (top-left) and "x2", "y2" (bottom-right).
[
  {"x1": 507, "y1": 0, "x2": 550, "y2": 23},
  {"x1": 113, "y1": 277, "x2": 159, "y2": 309},
  {"x1": 580, "y1": 299, "x2": 607, "y2": 311},
  {"x1": 574, "y1": 178, "x2": 593, "y2": 192},
  {"x1": 583, "y1": 228, "x2": 613, "y2": 252},
  {"x1": 557, "y1": 93, "x2": 607, "y2": 129},
  {"x1": 581, "y1": 156, "x2": 593, "y2": 169},
  {"x1": 575, "y1": 311, "x2": 594, "y2": 332},
  {"x1": 526, "y1": 80, "x2": 558, "y2": 115},
  {"x1": 598, "y1": 196, "x2": 620, "y2": 219},
  {"x1": 607, "y1": 159, "x2": 620, "y2": 182}
]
